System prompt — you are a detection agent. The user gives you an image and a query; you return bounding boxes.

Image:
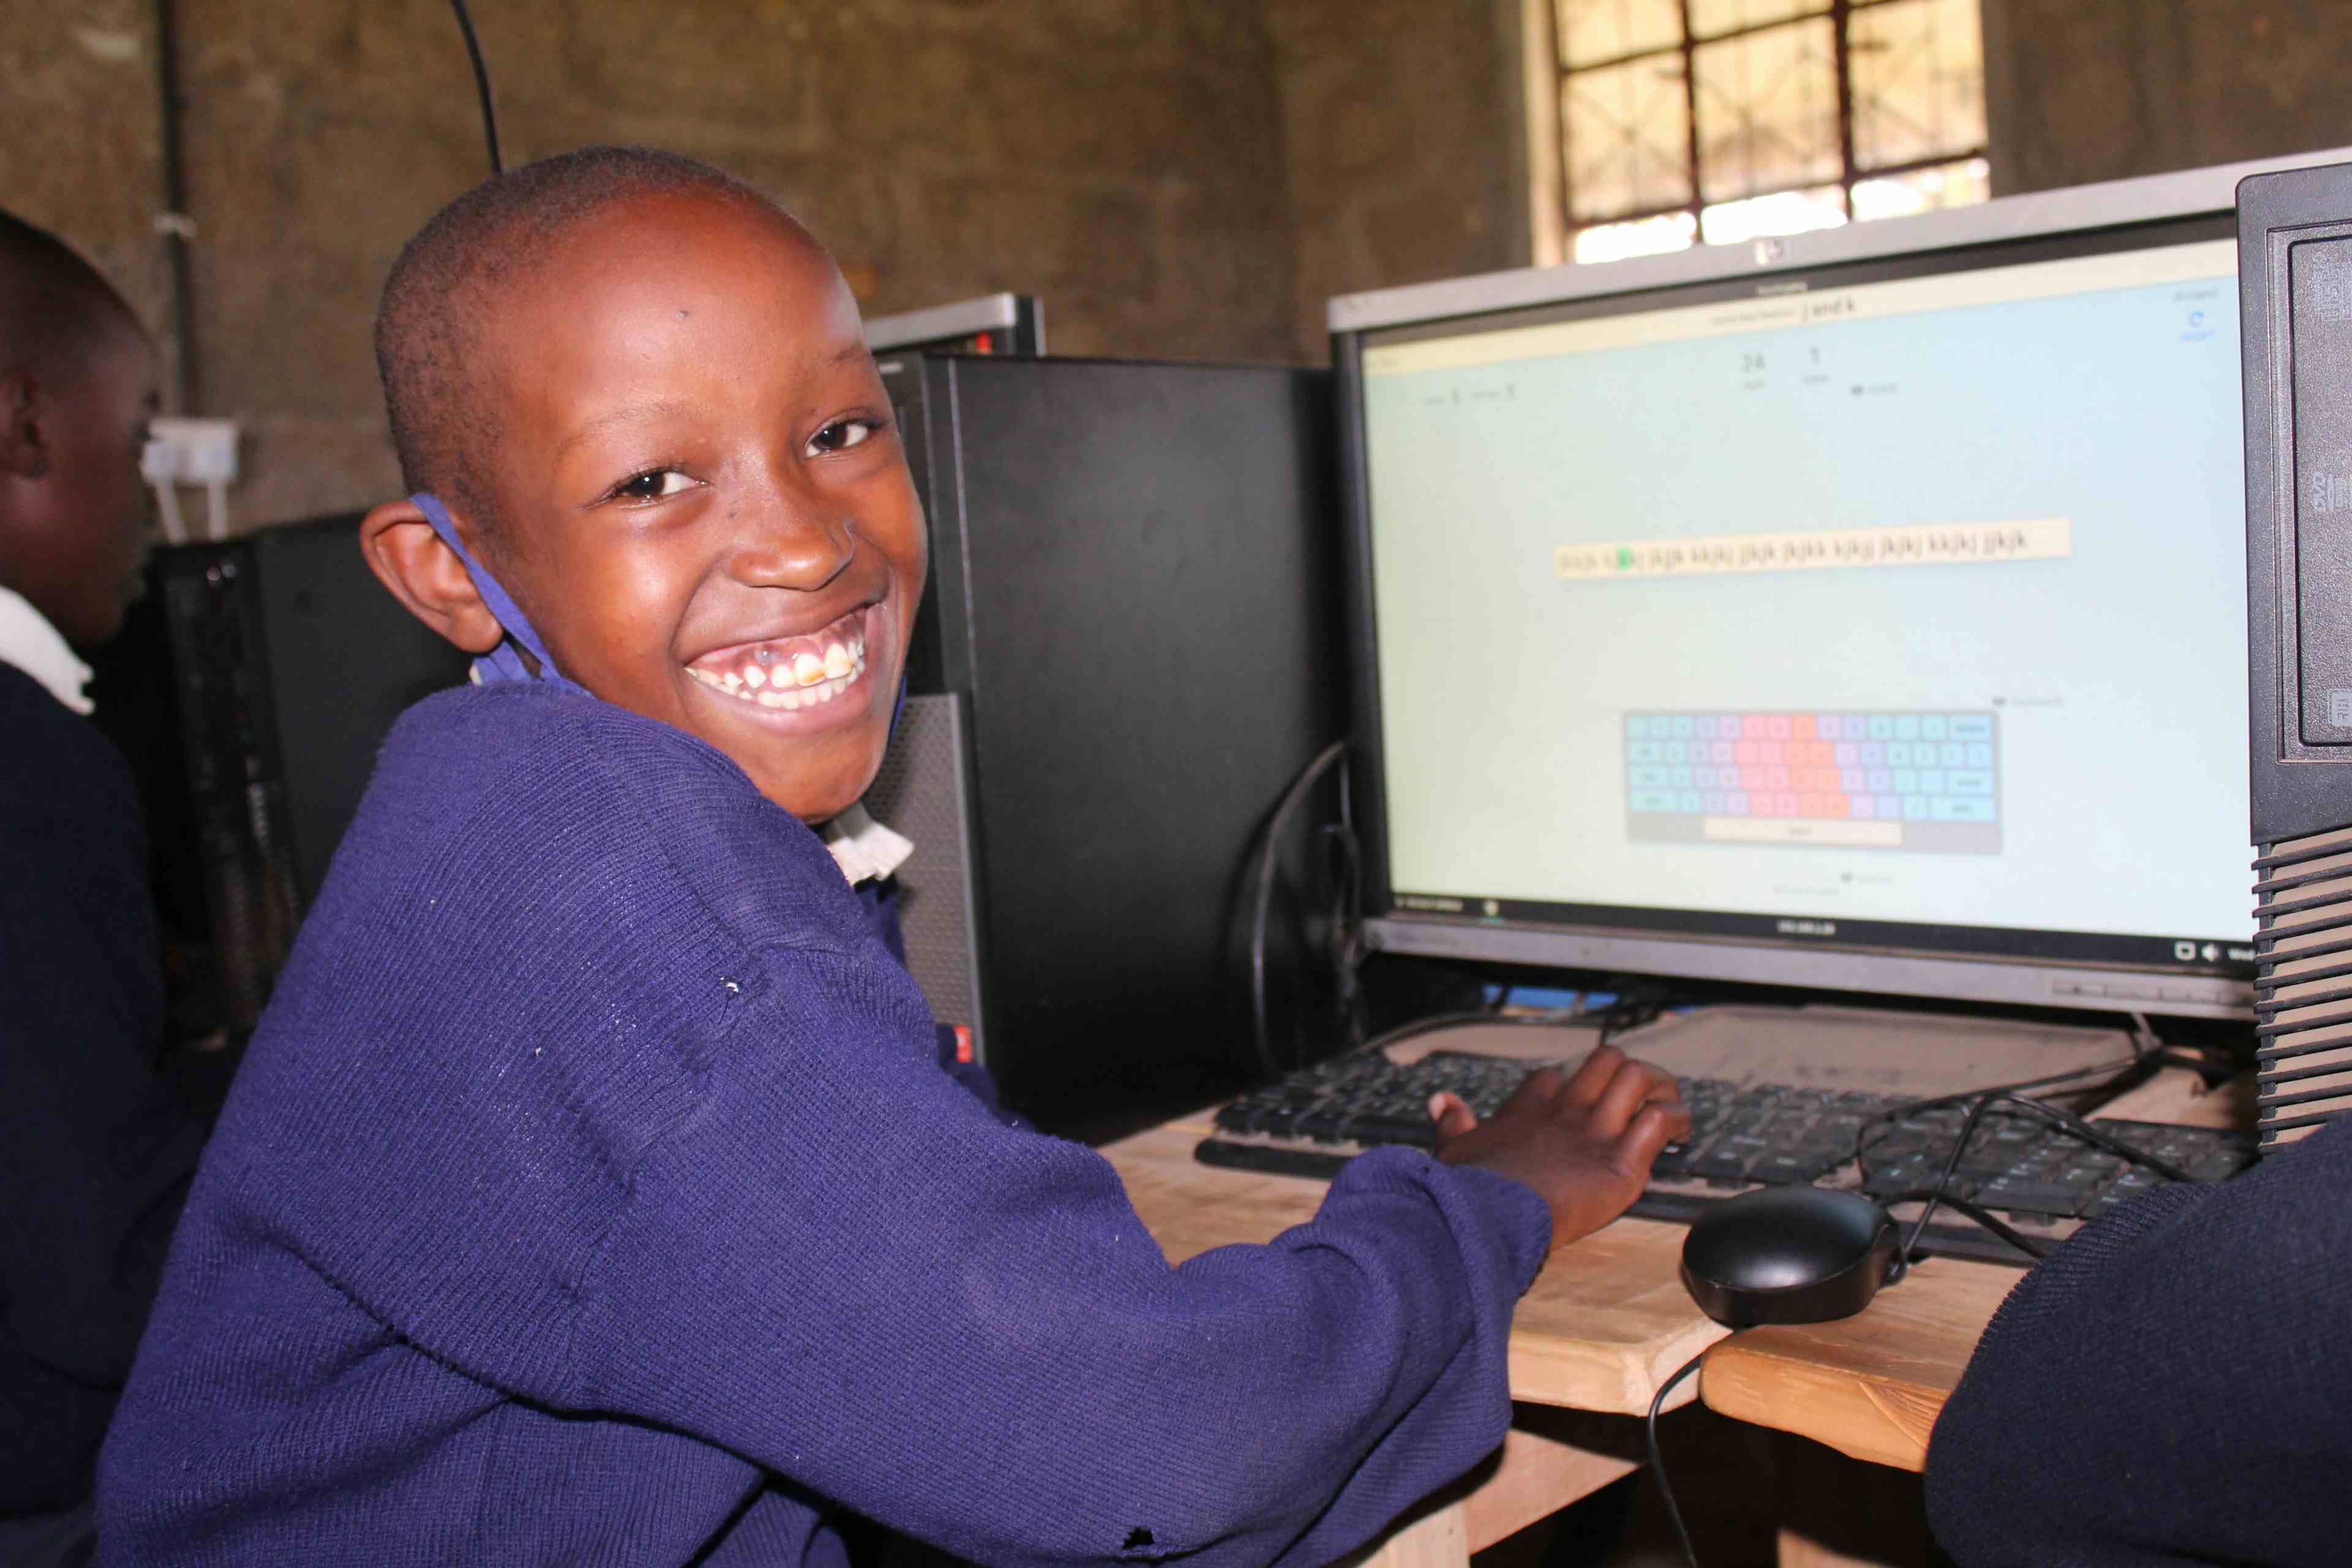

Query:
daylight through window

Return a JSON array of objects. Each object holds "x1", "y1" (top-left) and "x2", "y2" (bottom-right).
[{"x1": 1551, "y1": 0, "x2": 1987, "y2": 264}]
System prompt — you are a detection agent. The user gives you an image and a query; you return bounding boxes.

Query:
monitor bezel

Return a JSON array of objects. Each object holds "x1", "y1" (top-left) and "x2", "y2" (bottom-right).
[{"x1": 1331, "y1": 148, "x2": 2352, "y2": 1022}]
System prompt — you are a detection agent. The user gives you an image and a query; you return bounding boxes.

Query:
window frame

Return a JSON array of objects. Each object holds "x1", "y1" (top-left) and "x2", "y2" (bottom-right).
[{"x1": 1544, "y1": 0, "x2": 1987, "y2": 246}]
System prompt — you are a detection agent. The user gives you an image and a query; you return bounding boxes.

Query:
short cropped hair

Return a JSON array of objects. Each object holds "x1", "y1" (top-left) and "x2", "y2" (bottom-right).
[
  {"x1": 374, "y1": 145, "x2": 778, "y2": 537},
  {"x1": 0, "y1": 209, "x2": 139, "y2": 379}
]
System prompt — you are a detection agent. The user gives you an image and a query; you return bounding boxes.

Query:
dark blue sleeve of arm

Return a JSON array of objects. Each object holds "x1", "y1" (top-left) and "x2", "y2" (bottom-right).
[
  {"x1": 1925, "y1": 1119, "x2": 2352, "y2": 1568},
  {"x1": 571, "y1": 946, "x2": 1551, "y2": 1568}
]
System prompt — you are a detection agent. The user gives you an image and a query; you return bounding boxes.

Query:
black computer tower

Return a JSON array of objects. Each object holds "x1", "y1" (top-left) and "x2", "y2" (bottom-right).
[
  {"x1": 2241, "y1": 163, "x2": 2352, "y2": 1149},
  {"x1": 869, "y1": 354, "x2": 1344, "y2": 1133},
  {"x1": 88, "y1": 518, "x2": 470, "y2": 1036}
]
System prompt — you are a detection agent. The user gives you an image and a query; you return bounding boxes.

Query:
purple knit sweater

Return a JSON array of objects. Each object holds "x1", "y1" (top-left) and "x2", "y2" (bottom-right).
[{"x1": 97, "y1": 682, "x2": 1550, "y2": 1566}]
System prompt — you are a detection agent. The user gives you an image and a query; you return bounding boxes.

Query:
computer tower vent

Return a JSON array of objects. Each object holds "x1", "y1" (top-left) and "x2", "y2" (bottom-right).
[{"x1": 2255, "y1": 825, "x2": 2352, "y2": 1148}]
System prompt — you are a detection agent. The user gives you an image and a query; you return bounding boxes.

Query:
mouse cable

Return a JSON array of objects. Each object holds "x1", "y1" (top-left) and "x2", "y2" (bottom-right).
[
  {"x1": 447, "y1": 0, "x2": 504, "y2": 175},
  {"x1": 1248, "y1": 739, "x2": 1349, "y2": 1076},
  {"x1": 1646, "y1": 1342, "x2": 1714, "y2": 1568},
  {"x1": 1874, "y1": 1188, "x2": 2051, "y2": 1265},
  {"x1": 1850, "y1": 1031, "x2": 2166, "y2": 1172},
  {"x1": 1886, "y1": 1085, "x2": 2193, "y2": 1276}
]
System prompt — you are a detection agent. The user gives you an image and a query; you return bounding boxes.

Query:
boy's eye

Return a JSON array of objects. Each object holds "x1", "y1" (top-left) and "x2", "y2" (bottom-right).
[
  {"x1": 612, "y1": 469, "x2": 695, "y2": 502},
  {"x1": 807, "y1": 418, "x2": 880, "y2": 456}
]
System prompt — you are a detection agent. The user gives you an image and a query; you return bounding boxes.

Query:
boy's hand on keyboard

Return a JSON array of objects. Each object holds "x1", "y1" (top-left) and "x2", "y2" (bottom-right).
[{"x1": 1428, "y1": 1046, "x2": 1690, "y2": 1249}]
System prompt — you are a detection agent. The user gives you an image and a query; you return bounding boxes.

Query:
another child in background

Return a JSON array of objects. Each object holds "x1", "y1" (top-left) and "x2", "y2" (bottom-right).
[{"x1": 0, "y1": 211, "x2": 199, "y2": 1568}]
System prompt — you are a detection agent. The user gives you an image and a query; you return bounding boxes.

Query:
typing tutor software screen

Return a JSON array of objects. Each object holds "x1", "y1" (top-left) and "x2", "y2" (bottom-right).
[{"x1": 1362, "y1": 238, "x2": 2250, "y2": 949}]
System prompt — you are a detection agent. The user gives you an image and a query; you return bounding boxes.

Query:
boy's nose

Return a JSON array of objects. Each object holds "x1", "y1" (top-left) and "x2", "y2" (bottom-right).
[{"x1": 732, "y1": 505, "x2": 856, "y2": 592}]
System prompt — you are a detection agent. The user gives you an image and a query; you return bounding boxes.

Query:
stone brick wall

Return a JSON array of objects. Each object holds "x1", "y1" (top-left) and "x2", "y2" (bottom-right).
[
  {"x1": 1264, "y1": 0, "x2": 1528, "y2": 362},
  {"x1": 1983, "y1": 0, "x2": 2352, "y2": 194},
  {"x1": 4, "y1": 0, "x2": 1298, "y2": 527}
]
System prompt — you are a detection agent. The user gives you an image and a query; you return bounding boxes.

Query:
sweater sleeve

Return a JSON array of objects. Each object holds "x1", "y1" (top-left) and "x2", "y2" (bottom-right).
[
  {"x1": 564, "y1": 941, "x2": 1551, "y2": 1568},
  {"x1": 1923, "y1": 1118, "x2": 2352, "y2": 1568}
]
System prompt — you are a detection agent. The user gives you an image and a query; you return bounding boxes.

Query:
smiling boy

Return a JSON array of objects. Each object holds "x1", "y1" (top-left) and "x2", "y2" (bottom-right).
[{"x1": 98, "y1": 148, "x2": 1686, "y2": 1568}]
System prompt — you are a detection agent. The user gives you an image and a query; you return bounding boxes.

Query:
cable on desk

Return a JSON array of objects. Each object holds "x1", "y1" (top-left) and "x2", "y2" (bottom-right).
[
  {"x1": 1872, "y1": 1080, "x2": 2197, "y2": 1276},
  {"x1": 1647, "y1": 1342, "x2": 1714, "y2": 1568},
  {"x1": 1875, "y1": 1189, "x2": 2052, "y2": 1262},
  {"x1": 1850, "y1": 1040, "x2": 2160, "y2": 1172}
]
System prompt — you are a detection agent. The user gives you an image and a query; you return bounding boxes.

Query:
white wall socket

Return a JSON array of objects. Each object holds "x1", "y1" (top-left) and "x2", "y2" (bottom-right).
[{"x1": 142, "y1": 417, "x2": 239, "y2": 485}]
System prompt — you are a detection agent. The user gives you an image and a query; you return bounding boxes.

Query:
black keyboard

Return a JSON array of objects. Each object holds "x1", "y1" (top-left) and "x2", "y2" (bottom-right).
[{"x1": 1197, "y1": 1049, "x2": 2258, "y2": 1265}]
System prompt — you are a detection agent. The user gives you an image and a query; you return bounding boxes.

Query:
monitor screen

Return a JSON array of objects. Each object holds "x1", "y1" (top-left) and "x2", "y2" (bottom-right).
[{"x1": 1338, "y1": 166, "x2": 2274, "y2": 1019}]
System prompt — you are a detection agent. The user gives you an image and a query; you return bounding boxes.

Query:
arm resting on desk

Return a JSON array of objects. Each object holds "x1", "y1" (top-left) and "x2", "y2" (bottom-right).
[
  {"x1": 574, "y1": 945, "x2": 1556, "y2": 1568},
  {"x1": 1924, "y1": 1118, "x2": 2352, "y2": 1568}
]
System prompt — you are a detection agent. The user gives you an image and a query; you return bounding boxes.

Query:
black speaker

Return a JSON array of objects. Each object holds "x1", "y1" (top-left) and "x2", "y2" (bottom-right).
[
  {"x1": 872, "y1": 353, "x2": 1345, "y2": 1135},
  {"x1": 2241, "y1": 163, "x2": 2352, "y2": 1149}
]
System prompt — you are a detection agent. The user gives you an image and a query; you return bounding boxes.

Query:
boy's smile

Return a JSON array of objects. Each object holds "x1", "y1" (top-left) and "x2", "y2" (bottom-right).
[{"x1": 428, "y1": 192, "x2": 927, "y2": 823}]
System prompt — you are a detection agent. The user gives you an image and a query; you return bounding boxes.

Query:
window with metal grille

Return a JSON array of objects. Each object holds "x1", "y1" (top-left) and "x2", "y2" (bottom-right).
[{"x1": 1547, "y1": 0, "x2": 1988, "y2": 263}]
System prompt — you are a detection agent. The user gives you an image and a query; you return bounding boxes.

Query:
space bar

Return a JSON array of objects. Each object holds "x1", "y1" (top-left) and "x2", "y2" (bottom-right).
[{"x1": 1702, "y1": 816, "x2": 1901, "y2": 846}]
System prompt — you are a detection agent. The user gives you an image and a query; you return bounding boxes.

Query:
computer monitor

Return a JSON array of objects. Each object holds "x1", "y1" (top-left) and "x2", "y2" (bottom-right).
[
  {"x1": 864, "y1": 292, "x2": 1044, "y2": 356},
  {"x1": 1333, "y1": 149, "x2": 2352, "y2": 1024}
]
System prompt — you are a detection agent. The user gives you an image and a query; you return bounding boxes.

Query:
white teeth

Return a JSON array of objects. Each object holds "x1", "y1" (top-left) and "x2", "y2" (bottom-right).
[{"x1": 690, "y1": 639, "x2": 869, "y2": 711}]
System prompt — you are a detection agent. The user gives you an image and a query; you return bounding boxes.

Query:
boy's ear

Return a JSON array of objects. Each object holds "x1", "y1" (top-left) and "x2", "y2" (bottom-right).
[
  {"x1": 359, "y1": 497, "x2": 505, "y2": 655},
  {"x1": 0, "y1": 371, "x2": 53, "y2": 481}
]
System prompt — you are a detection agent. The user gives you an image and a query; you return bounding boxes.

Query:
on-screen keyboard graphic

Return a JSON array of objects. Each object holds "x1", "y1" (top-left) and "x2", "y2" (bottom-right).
[{"x1": 1624, "y1": 709, "x2": 2000, "y2": 853}]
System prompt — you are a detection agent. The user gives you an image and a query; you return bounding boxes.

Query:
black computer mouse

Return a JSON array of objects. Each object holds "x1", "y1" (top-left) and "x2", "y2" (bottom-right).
[{"x1": 1679, "y1": 1187, "x2": 1900, "y2": 1328}]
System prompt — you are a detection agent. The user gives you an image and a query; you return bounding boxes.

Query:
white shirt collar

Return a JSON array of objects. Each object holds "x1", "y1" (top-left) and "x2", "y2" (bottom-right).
[
  {"x1": 0, "y1": 586, "x2": 94, "y2": 715},
  {"x1": 821, "y1": 801, "x2": 914, "y2": 887}
]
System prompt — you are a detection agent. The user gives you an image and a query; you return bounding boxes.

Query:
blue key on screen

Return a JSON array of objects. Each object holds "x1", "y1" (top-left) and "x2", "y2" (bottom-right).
[
  {"x1": 1670, "y1": 716, "x2": 1695, "y2": 738},
  {"x1": 1631, "y1": 791, "x2": 1676, "y2": 812},
  {"x1": 1887, "y1": 742, "x2": 1911, "y2": 767},
  {"x1": 1677, "y1": 791, "x2": 1704, "y2": 813},
  {"x1": 1949, "y1": 715, "x2": 1993, "y2": 740},
  {"x1": 1632, "y1": 766, "x2": 1668, "y2": 788},
  {"x1": 1919, "y1": 770, "x2": 1947, "y2": 794},
  {"x1": 1893, "y1": 769, "x2": 1919, "y2": 793},
  {"x1": 1893, "y1": 715, "x2": 1918, "y2": 739},
  {"x1": 1967, "y1": 742, "x2": 1992, "y2": 767},
  {"x1": 1902, "y1": 796, "x2": 1929, "y2": 820},
  {"x1": 1948, "y1": 771, "x2": 1994, "y2": 794},
  {"x1": 1704, "y1": 791, "x2": 1727, "y2": 812},
  {"x1": 1870, "y1": 715, "x2": 1895, "y2": 740},
  {"x1": 1670, "y1": 766, "x2": 1694, "y2": 788},
  {"x1": 1931, "y1": 797, "x2": 1996, "y2": 822},
  {"x1": 1921, "y1": 715, "x2": 1948, "y2": 740}
]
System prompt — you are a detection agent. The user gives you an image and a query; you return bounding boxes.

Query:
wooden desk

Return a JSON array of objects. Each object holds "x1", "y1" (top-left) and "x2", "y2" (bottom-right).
[{"x1": 1102, "y1": 1033, "x2": 2250, "y2": 1559}]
